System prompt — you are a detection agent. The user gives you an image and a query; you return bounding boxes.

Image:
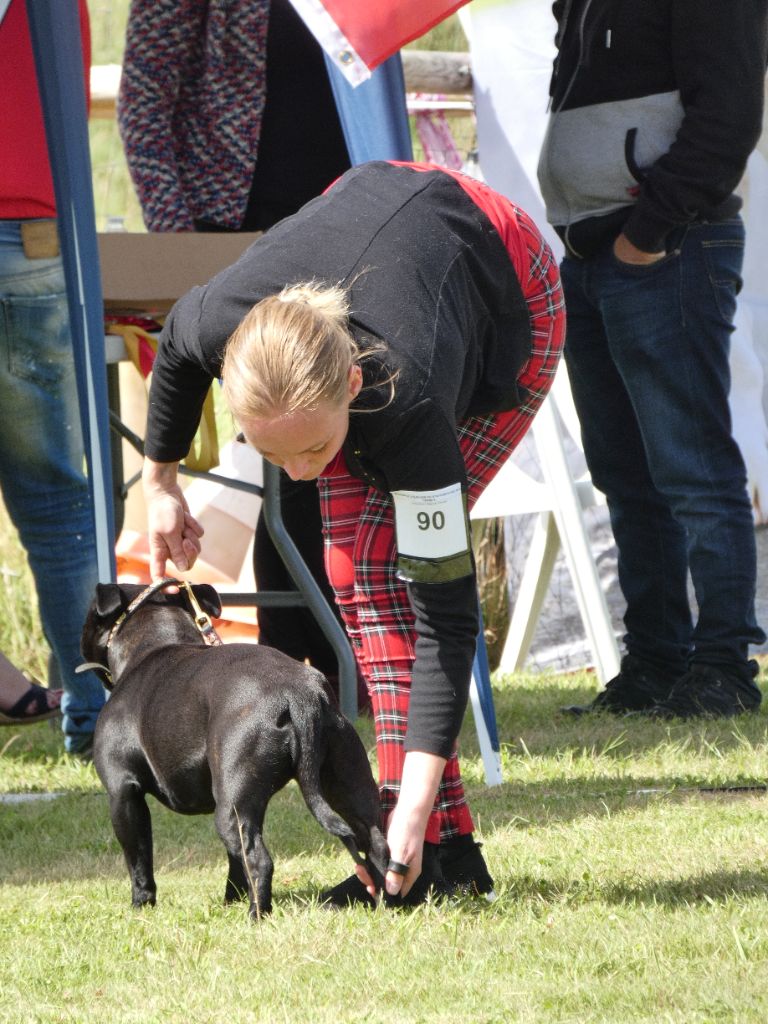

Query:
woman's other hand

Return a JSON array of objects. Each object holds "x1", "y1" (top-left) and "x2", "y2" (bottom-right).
[{"x1": 354, "y1": 750, "x2": 447, "y2": 899}]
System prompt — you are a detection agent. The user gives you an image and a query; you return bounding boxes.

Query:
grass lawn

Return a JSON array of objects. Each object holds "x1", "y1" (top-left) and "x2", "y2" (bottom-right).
[
  {"x1": 5, "y1": 7, "x2": 767, "y2": 1022},
  {"x1": 3, "y1": 645, "x2": 768, "y2": 1023}
]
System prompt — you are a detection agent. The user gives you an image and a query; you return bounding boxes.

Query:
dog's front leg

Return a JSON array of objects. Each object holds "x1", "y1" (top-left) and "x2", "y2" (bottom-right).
[
  {"x1": 108, "y1": 787, "x2": 157, "y2": 908},
  {"x1": 215, "y1": 801, "x2": 274, "y2": 918}
]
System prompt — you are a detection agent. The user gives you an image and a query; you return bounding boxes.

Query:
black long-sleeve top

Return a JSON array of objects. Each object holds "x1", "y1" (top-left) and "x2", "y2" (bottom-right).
[{"x1": 145, "y1": 161, "x2": 533, "y2": 757}]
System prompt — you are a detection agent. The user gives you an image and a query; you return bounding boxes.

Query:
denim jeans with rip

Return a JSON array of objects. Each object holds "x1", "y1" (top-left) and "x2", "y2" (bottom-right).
[{"x1": 0, "y1": 220, "x2": 105, "y2": 750}]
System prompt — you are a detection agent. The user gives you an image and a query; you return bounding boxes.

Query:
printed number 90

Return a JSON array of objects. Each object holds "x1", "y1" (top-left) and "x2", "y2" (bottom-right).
[{"x1": 417, "y1": 511, "x2": 445, "y2": 531}]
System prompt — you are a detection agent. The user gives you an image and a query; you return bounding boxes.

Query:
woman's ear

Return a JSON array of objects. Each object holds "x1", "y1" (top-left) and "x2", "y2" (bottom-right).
[{"x1": 348, "y1": 364, "x2": 363, "y2": 401}]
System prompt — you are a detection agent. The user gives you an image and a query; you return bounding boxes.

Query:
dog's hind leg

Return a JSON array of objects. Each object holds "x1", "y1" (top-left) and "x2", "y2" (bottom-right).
[
  {"x1": 214, "y1": 798, "x2": 274, "y2": 919},
  {"x1": 224, "y1": 852, "x2": 249, "y2": 903},
  {"x1": 108, "y1": 786, "x2": 157, "y2": 908}
]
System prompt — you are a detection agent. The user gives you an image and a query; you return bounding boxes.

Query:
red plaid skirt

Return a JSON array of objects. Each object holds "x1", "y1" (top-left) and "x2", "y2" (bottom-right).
[{"x1": 318, "y1": 196, "x2": 564, "y2": 843}]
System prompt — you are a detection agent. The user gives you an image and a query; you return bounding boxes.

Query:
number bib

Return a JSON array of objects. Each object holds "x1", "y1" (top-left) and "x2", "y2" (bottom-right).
[{"x1": 391, "y1": 483, "x2": 473, "y2": 583}]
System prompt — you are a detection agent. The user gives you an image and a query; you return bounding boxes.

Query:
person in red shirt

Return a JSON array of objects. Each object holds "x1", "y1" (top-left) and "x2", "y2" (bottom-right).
[{"x1": 0, "y1": 0, "x2": 105, "y2": 756}]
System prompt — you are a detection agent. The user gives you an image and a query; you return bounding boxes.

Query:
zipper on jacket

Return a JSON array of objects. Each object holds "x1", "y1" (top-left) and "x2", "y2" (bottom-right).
[{"x1": 553, "y1": 0, "x2": 594, "y2": 114}]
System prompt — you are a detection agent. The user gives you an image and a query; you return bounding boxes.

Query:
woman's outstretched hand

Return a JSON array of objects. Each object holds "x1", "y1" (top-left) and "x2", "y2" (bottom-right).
[{"x1": 142, "y1": 459, "x2": 204, "y2": 580}]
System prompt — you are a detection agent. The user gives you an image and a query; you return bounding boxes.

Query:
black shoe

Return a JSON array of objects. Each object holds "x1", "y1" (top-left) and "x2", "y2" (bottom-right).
[
  {"x1": 319, "y1": 872, "x2": 377, "y2": 909},
  {"x1": 562, "y1": 654, "x2": 678, "y2": 715},
  {"x1": 383, "y1": 842, "x2": 452, "y2": 908},
  {"x1": 320, "y1": 842, "x2": 450, "y2": 910},
  {"x1": 646, "y1": 661, "x2": 762, "y2": 720},
  {"x1": 438, "y1": 834, "x2": 495, "y2": 898}
]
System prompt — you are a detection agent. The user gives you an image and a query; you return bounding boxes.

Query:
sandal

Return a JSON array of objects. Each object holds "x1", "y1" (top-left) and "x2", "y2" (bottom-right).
[{"x1": 0, "y1": 680, "x2": 63, "y2": 726}]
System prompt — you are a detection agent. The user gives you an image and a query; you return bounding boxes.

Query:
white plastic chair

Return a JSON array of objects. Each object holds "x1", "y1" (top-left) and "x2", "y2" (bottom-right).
[{"x1": 470, "y1": 365, "x2": 621, "y2": 685}]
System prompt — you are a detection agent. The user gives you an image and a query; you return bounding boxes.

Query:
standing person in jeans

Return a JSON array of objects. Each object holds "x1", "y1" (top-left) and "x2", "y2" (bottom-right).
[
  {"x1": 537, "y1": 0, "x2": 768, "y2": 717},
  {"x1": 117, "y1": 0, "x2": 352, "y2": 689},
  {"x1": 1, "y1": 0, "x2": 105, "y2": 755}
]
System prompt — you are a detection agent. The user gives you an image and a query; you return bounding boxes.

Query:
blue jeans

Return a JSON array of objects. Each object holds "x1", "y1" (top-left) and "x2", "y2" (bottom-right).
[
  {"x1": 561, "y1": 217, "x2": 765, "y2": 678},
  {"x1": 0, "y1": 220, "x2": 105, "y2": 750}
]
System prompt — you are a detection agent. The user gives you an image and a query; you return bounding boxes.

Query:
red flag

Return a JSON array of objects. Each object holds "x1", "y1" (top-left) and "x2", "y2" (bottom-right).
[{"x1": 289, "y1": 0, "x2": 470, "y2": 85}]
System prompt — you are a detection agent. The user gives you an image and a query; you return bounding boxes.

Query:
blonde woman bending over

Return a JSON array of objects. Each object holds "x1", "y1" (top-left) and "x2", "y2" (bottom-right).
[{"x1": 142, "y1": 160, "x2": 565, "y2": 907}]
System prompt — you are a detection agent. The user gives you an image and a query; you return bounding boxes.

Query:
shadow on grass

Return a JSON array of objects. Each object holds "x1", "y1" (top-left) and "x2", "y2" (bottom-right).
[
  {"x1": 497, "y1": 867, "x2": 768, "y2": 908},
  {"x1": 4, "y1": 768, "x2": 768, "y2": 900},
  {"x1": 4, "y1": 787, "x2": 768, "y2": 917},
  {"x1": 216, "y1": 865, "x2": 768, "y2": 914},
  {"x1": 0, "y1": 785, "x2": 380, "y2": 891}
]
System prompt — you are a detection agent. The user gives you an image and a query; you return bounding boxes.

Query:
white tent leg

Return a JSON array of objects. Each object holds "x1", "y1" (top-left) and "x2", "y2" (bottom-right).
[
  {"x1": 532, "y1": 397, "x2": 621, "y2": 684},
  {"x1": 499, "y1": 510, "x2": 560, "y2": 673}
]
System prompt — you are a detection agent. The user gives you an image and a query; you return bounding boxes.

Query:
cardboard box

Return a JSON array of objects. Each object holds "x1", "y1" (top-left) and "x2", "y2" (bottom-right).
[
  {"x1": 101, "y1": 231, "x2": 265, "y2": 632},
  {"x1": 98, "y1": 231, "x2": 262, "y2": 315}
]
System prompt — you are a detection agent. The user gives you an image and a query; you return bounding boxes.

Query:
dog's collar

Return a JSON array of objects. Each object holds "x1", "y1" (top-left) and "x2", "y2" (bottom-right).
[
  {"x1": 106, "y1": 577, "x2": 181, "y2": 649},
  {"x1": 75, "y1": 660, "x2": 113, "y2": 686},
  {"x1": 77, "y1": 579, "x2": 223, "y2": 687},
  {"x1": 178, "y1": 580, "x2": 223, "y2": 648},
  {"x1": 107, "y1": 578, "x2": 223, "y2": 650}
]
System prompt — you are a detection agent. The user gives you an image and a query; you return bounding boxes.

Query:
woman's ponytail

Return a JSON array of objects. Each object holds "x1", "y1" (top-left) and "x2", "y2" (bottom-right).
[{"x1": 221, "y1": 281, "x2": 358, "y2": 422}]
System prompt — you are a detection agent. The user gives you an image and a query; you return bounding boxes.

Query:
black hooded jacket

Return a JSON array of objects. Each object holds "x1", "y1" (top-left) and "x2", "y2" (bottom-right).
[{"x1": 537, "y1": 0, "x2": 768, "y2": 258}]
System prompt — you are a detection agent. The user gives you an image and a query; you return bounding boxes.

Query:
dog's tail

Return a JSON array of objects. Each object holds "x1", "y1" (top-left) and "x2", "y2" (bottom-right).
[{"x1": 288, "y1": 684, "x2": 382, "y2": 880}]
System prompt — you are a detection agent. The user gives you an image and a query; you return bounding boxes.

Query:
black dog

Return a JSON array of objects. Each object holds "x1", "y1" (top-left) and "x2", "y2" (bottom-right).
[{"x1": 81, "y1": 579, "x2": 387, "y2": 918}]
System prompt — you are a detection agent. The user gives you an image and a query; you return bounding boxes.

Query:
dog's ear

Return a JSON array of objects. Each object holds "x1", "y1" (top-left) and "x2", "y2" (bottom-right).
[
  {"x1": 192, "y1": 583, "x2": 222, "y2": 619},
  {"x1": 94, "y1": 583, "x2": 126, "y2": 618}
]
